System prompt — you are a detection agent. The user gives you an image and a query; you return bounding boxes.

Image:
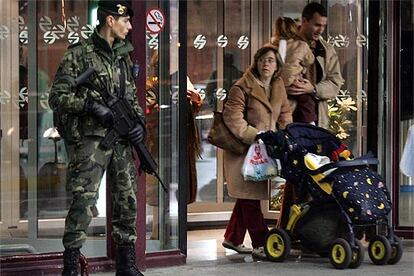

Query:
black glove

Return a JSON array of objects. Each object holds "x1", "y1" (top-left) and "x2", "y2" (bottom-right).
[
  {"x1": 256, "y1": 130, "x2": 278, "y2": 145},
  {"x1": 128, "y1": 123, "x2": 145, "y2": 145},
  {"x1": 84, "y1": 100, "x2": 114, "y2": 127},
  {"x1": 257, "y1": 130, "x2": 286, "y2": 159}
]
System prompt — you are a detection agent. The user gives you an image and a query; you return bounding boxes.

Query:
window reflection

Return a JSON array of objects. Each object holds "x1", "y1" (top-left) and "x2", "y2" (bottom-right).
[
  {"x1": 187, "y1": 0, "x2": 252, "y2": 205},
  {"x1": 188, "y1": 0, "x2": 219, "y2": 203},
  {"x1": 0, "y1": 0, "x2": 108, "y2": 254},
  {"x1": 398, "y1": 0, "x2": 413, "y2": 227},
  {"x1": 326, "y1": 1, "x2": 368, "y2": 155},
  {"x1": 36, "y1": 1, "x2": 90, "y2": 225},
  {"x1": 145, "y1": 0, "x2": 180, "y2": 252},
  {"x1": 0, "y1": 0, "x2": 30, "y2": 240},
  {"x1": 222, "y1": 0, "x2": 251, "y2": 202},
  {"x1": 19, "y1": 1, "x2": 29, "y2": 221}
]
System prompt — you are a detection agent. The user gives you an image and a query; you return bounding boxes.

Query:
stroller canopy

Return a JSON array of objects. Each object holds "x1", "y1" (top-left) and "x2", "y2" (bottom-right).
[{"x1": 285, "y1": 123, "x2": 343, "y2": 157}]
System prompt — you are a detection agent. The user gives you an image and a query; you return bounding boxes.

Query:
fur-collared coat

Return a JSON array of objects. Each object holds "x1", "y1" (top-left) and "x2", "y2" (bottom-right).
[{"x1": 222, "y1": 71, "x2": 292, "y2": 200}]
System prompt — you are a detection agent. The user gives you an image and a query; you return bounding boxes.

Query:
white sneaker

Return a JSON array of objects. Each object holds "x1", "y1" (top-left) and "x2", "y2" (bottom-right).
[
  {"x1": 252, "y1": 246, "x2": 267, "y2": 259},
  {"x1": 222, "y1": 240, "x2": 252, "y2": 254}
]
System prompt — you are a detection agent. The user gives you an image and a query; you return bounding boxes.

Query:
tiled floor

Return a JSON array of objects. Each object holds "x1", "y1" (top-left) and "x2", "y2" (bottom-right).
[{"x1": 93, "y1": 229, "x2": 414, "y2": 275}]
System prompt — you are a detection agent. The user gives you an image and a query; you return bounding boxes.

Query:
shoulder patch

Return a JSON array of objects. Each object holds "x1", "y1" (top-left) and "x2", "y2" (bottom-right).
[{"x1": 85, "y1": 44, "x2": 95, "y2": 53}]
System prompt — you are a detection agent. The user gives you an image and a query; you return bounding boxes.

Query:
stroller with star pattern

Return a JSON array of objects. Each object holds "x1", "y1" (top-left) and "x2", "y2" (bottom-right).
[{"x1": 260, "y1": 123, "x2": 402, "y2": 269}]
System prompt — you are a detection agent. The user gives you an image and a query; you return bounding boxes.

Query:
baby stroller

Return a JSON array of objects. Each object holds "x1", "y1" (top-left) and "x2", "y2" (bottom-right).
[{"x1": 259, "y1": 123, "x2": 403, "y2": 269}]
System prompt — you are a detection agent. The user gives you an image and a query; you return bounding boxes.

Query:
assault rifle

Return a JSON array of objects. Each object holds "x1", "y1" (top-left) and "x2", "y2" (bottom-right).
[{"x1": 74, "y1": 67, "x2": 168, "y2": 193}]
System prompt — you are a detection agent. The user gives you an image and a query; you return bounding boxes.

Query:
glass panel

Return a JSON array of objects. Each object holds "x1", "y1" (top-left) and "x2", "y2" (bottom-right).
[
  {"x1": 186, "y1": 0, "x2": 252, "y2": 206},
  {"x1": 0, "y1": 0, "x2": 105, "y2": 256},
  {"x1": 145, "y1": 0, "x2": 160, "y2": 242},
  {"x1": 36, "y1": 0, "x2": 72, "y2": 221},
  {"x1": 188, "y1": 0, "x2": 219, "y2": 203},
  {"x1": 326, "y1": 0, "x2": 368, "y2": 156},
  {"x1": 398, "y1": 0, "x2": 414, "y2": 227},
  {"x1": 145, "y1": 0, "x2": 179, "y2": 252},
  {"x1": 222, "y1": 0, "x2": 251, "y2": 202},
  {"x1": 271, "y1": 0, "x2": 309, "y2": 19},
  {"x1": 19, "y1": 0, "x2": 29, "y2": 221},
  {"x1": 1, "y1": 0, "x2": 28, "y2": 240}
]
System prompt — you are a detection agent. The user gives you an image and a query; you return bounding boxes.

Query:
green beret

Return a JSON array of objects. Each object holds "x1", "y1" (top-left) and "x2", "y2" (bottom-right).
[{"x1": 98, "y1": 0, "x2": 134, "y2": 17}]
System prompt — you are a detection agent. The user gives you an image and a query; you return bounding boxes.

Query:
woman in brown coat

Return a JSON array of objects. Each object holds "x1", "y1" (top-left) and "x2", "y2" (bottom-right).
[{"x1": 221, "y1": 45, "x2": 292, "y2": 259}]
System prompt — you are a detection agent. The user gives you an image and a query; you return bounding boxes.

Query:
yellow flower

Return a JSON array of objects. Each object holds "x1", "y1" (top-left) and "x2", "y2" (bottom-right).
[
  {"x1": 328, "y1": 96, "x2": 357, "y2": 141},
  {"x1": 336, "y1": 131, "x2": 350, "y2": 140},
  {"x1": 337, "y1": 97, "x2": 358, "y2": 111}
]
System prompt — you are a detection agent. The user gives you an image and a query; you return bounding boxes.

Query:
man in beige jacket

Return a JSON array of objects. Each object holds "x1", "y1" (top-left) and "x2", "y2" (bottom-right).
[{"x1": 289, "y1": 2, "x2": 344, "y2": 129}]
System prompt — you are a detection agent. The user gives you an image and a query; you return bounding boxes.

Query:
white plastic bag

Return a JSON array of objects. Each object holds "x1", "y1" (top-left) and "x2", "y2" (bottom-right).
[{"x1": 241, "y1": 140, "x2": 278, "y2": 181}]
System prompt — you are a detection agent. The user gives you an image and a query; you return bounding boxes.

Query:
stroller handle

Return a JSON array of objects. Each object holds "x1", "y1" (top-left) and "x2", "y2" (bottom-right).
[{"x1": 308, "y1": 157, "x2": 379, "y2": 176}]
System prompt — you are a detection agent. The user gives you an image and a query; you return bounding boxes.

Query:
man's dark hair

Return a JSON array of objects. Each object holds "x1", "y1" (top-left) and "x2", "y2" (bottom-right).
[
  {"x1": 97, "y1": 8, "x2": 120, "y2": 28},
  {"x1": 302, "y1": 2, "x2": 327, "y2": 21}
]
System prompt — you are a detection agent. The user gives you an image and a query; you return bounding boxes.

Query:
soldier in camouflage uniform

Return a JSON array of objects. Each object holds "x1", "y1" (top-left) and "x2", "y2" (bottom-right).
[{"x1": 49, "y1": 1, "x2": 144, "y2": 275}]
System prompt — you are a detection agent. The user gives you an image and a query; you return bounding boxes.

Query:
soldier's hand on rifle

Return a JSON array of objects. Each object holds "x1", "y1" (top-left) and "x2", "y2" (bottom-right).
[
  {"x1": 84, "y1": 99, "x2": 114, "y2": 127},
  {"x1": 128, "y1": 123, "x2": 145, "y2": 145}
]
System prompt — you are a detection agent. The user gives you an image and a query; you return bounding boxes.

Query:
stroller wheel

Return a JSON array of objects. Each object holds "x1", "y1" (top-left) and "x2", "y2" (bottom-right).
[
  {"x1": 368, "y1": 235, "x2": 391, "y2": 265},
  {"x1": 388, "y1": 236, "x2": 403, "y2": 265},
  {"x1": 349, "y1": 240, "x2": 364, "y2": 269},
  {"x1": 329, "y1": 238, "x2": 352, "y2": 269},
  {"x1": 264, "y1": 228, "x2": 291, "y2": 262}
]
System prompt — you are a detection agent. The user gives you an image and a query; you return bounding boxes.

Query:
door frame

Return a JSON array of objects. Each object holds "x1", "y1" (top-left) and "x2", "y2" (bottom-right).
[
  {"x1": 387, "y1": 0, "x2": 414, "y2": 239},
  {"x1": 187, "y1": 0, "x2": 274, "y2": 219}
]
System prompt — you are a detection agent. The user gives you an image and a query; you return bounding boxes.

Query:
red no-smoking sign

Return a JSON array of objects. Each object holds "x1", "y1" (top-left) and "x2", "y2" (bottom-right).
[{"x1": 146, "y1": 8, "x2": 165, "y2": 34}]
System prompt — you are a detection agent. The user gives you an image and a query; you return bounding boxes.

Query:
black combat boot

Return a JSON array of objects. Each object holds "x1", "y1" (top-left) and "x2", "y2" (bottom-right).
[
  {"x1": 62, "y1": 248, "x2": 80, "y2": 276},
  {"x1": 116, "y1": 244, "x2": 144, "y2": 276}
]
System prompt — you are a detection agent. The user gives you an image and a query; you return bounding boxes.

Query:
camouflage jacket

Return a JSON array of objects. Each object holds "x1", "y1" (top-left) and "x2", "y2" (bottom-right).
[{"x1": 49, "y1": 29, "x2": 143, "y2": 143}]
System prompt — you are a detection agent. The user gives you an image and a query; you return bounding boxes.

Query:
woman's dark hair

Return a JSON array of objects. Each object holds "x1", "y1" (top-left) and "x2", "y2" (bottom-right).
[
  {"x1": 302, "y1": 2, "x2": 327, "y2": 21},
  {"x1": 250, "y1": 45, "x2": 283, "y2": 80}
]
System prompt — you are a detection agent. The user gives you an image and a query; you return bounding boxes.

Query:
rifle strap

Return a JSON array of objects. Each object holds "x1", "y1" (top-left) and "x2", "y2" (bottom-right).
[{"x1": 119, "y1": 58, "x2": 126, "y2": 98}]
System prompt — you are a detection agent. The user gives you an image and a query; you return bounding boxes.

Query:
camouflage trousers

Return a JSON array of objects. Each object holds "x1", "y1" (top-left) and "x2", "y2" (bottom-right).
[{"x1": 63, "y1": 136, "x2": 138, "y2": 249}]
